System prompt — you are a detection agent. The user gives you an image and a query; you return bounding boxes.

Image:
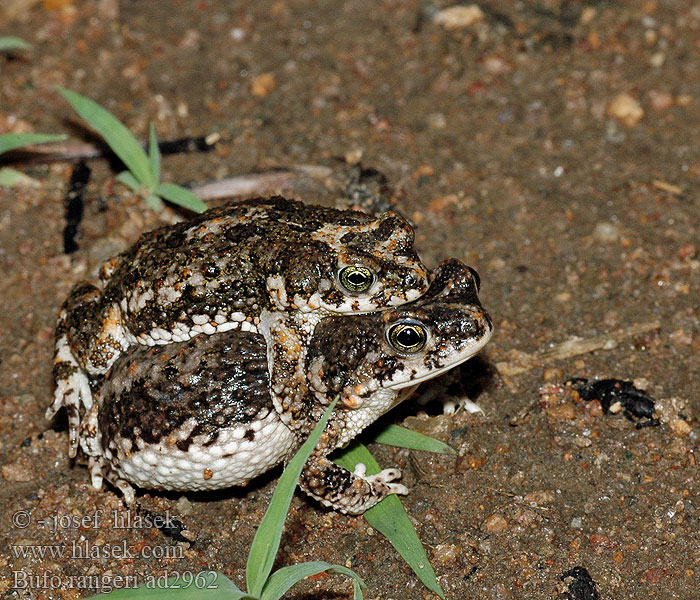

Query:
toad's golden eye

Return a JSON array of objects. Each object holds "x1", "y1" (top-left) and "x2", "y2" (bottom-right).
[
  {"x1": 339, "y1": 266, "x2": 375, "y2": 293},
  {"x1": 387, "y1": 321, "x2": 428, "y2": 354}
]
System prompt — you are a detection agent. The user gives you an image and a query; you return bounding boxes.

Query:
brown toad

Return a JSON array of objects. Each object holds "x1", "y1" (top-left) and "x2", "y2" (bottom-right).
[
  {"x1": 49, "y1": 197, "x2": 430, "y2": 458},
  {"x1": 79, "y1": 259, "x2": 492, "y2": 513}
]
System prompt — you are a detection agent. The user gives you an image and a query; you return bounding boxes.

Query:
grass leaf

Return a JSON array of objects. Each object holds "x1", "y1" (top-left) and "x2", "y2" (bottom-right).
[
  {"x1": 83, "y1": 571, "x2": 251, "y2": 599},
  {"x1": 0, "y1": 167, "x2": 39, "y2": 188},
  {"x1": 148, "y1": 122, "x2": 161, "y2": 182},
  {"x1": 116, "y1": 170, "x2": 141, "y2": 192},
  {"x1": 261, "y1": 561, "x2": 365, "y2": 600},
  {"x1": 246, "y1": 398, "x2": 338, "y2": 597},
  {"x1": 145, "y1": 193, "x2": 166, "y2": 211},
  {"x1": 57, "y1": 87, "x2": 155, "y2": 189},
  {"x1": 156, "y1": 182, "x2": 208, "y2": 213},
  {"x1": 0, "y1": 36, "x2": 32, "y2": 52},
  {"x1": 353, "y1": 579, "x2": 363, "y2": 600},
  {"x1": 333, "y1": 441, "x2": 445, "y2": 599},
  {"x1": 368, "y1": 423, "x2": 456, "y2": 455},
  {"x1": 0, "y1": 133, "x2": 67, "y2": 155}
]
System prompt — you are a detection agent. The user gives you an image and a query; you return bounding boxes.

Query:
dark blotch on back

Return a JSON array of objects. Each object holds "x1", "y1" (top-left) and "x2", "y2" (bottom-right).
[{"x1": 98, "y1": 331, "x2": 271, "y2": 451}]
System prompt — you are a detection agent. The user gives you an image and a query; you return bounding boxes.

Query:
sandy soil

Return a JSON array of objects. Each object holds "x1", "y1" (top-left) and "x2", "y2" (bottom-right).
[{"x1": 1, "y1": 1, "x2": 698, "y2": 598}]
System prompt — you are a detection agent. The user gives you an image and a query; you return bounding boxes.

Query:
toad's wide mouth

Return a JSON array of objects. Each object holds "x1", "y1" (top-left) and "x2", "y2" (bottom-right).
[{"x1": 384, "y1": 328, "x2": 493, "y2": 390}]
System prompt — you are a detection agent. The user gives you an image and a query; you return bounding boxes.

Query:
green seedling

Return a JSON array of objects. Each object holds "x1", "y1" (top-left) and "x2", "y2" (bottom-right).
[
  {"x1": 335, "y1": 438, "x2": 447, "y2": 599},
  {"x1": 57, "y1": 87, "x2": 207, "y2": 213}
]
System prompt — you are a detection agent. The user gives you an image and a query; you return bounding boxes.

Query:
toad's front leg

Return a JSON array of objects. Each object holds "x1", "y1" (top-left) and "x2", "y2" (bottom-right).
[
  {"x1": 300, "y1": 455, "x2": 408, "y2": 514},
  {"x1": 296, "y1": 414, "x2": 408, "y2": 514}
]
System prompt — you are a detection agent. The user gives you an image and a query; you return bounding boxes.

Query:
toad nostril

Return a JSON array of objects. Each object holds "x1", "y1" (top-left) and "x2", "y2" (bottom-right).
[{"x1": 466, "y1": 266, "x2": 481, "y2": 291}]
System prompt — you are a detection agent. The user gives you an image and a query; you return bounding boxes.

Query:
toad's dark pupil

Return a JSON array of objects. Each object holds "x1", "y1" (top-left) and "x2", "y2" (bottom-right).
[
  {"x1": 348, "y1": 272, "x2": 367, "y2": 285},
  {"x1": 397, "y1": 328, "x2": 421, "y2": 347}
]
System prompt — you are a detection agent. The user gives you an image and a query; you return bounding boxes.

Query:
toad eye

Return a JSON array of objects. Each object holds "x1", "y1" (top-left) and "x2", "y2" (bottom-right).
[
  {"x1": 338, "y1": 266, "x2": 375, "y2": 293},
  {"x1": 387, "y1": 321, "x2": 428, "y2": 354}
]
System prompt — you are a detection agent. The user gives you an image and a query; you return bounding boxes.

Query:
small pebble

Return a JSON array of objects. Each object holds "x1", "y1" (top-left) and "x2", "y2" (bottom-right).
[
  {"x1": 230, "y1": 27, "x2": 246, "y2": 41},
  {"x1": 524, "y1": 490, "x2": 555, "y2": 506},
  {"x1": 433, "y1": 543, "x2": 462, "y2": 565},
  {"x1": 570, "y1": 517, "x2": 583, "y2": 529},
  {"x1": 434, "y1": 5, "x2": 485, "y2": 30},
  {"x1": 427, "y1": 112, "x2": 447, "y2": 129},
  {"x1": 678, "y1": 244, "x2": 698, "y2": 260},
  {"x1": 647, "y1": 90, "x2": 674, "y2": 111},
  {"x1": 543, "y1": 367, "x2": 563, "y2": 381},
  {"x1": 592, "y1": 222, "x2": 620, "y2": 243},
  {"x1": 344, "y1": 148, "x2": 364, "y2": 165},
  {"x1": 607, "y1": 93, "x2": 644, "y2": 126},
  {"x1": 546, "y1": 404, "x2": 576, "y2": 420},
  {"x1": 482, "y1": 513, "x2": 508, "y2": 533},
  {"x1": 573, "y1": 436, "x2": 593, "y2": 448},
  {"x1": 669, "y1": 418, "x2": 691, "y2": 437},
  {"x1": 669, "y1": 329, "x2": 692, "y2": 346},
  {"x1": 2, "y1": 458, "x2": 34, "y2": 482},
  {"x1": 250, "y1": 73, "x2": 277, "y2": 98},
  {"x1": 649, "y1": 52, "x2": 666, "y2": 67},
  {"x1": 589, "y1": 534, "x2": 615, "y2": 549}
]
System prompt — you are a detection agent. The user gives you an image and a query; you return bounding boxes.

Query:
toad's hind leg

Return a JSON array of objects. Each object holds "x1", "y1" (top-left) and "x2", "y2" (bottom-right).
[{"x1": 47, "y1": 282, "x2": 106, "y2": 458}]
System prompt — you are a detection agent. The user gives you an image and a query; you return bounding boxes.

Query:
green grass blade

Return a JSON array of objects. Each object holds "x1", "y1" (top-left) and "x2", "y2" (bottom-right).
[
  {"x1": 156, "y1": 182, "x2": 208, "y2": 213},
  {"x1": 0, "y1": 133, "x2": 67, "y2": 155},
  {"x1": 246, "y1": 398, "x2": 338, "y2": 597},
  {"x1": 353, "y1": 579, "x2": 363, "y2": 600},
  {"x1": 334, "y1": 442, "x2": 445, "y2": 599},
  {"x1": 0, "y1": 36, "x2": 32, "y2": 52},
  {"x1": 0, "y1": 167, "x2": 38, "y2": 188},
  {"x1": 261, "y1": 561, "x2": 365, "y2": 600},
  {"x1": 145, "y1": 193, "x2": 166, "y2": 211},
  {"x1": 83, "y1": 571, "x2": 250, "y2": 599},
  {"x1": 57, "y1": 87, "x2": 155, "y2": 189},
  {"x1": 148, "y1": 122, "x2": 161, "y2": 183},
  {"x1": 368, "y1": 423, "x2": 456, "y2": 455},
  {"x1": 116, "y1": 170, "x2": 141, "y2": 192}
]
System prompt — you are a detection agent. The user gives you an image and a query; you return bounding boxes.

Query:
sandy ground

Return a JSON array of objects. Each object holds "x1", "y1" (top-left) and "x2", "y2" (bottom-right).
[{"x1": 1, "y1": 1, "x2": 698, "y2": 598}]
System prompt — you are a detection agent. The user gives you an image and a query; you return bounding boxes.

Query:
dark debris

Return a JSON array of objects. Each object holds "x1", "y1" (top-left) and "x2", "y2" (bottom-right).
[
  {"x1": 139, "y1": 508, "x2": 194, "y2": 545},
  {"x1": 63, "y1": 160, "x2": 90, "y2": 254},
  {"x1": 567, "y1": 378, "x2": 659, "y2": 429},
  {"x1": 559, "y1": 566, "x2": 601, "y2": 600}
]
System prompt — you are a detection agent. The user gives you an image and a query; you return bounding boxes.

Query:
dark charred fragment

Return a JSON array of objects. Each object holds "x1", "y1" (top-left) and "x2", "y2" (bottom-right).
[
  {"x1": 568, "y1": 378, "x2": 659, "y2": 428},
  {"x1": 139, "y1": 508, "x2": 193, "y2": 545},
  {"x1": 559, "y1": 567, "x2": 600, "y2": 600},
  {"x1": 63, "y1": 160, "x2": 90, "y2": 254}
]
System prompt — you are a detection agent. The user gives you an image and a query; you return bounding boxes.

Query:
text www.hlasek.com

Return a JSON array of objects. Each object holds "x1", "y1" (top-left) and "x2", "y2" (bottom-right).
[{"x1": 11, "y1": 539, "x2": 183, "y2": 560}]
